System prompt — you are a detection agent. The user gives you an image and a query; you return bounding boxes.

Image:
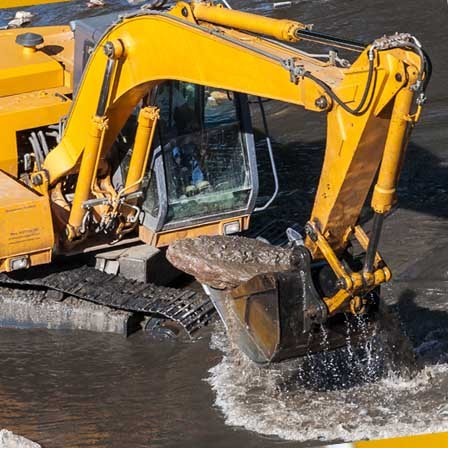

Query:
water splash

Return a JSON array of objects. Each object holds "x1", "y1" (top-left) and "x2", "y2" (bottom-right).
[{"x1": 207, "y1": 310, "x2": 447, "y2": 443}]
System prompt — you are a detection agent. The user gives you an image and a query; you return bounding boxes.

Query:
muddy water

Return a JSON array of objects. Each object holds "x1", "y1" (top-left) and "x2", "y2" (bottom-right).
[{"x1": 0, "y1": 0, "x2": 447, "y2": 446}]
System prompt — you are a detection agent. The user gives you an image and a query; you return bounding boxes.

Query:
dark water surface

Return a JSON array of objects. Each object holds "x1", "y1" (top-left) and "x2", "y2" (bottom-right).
[{"x1": 0, "y1": 0, "x2": 447, "y2": 446}]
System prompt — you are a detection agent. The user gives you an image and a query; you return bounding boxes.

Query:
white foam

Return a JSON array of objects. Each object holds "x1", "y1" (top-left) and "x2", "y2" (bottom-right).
[{"x1": 206, "y1": 324, "x2": 448, "y2": 443}]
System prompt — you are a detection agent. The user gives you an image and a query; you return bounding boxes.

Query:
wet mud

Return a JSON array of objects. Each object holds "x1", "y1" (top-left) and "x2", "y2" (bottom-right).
[{"x1": 0, "y1": 0, "x2": 447, "y2": 446}]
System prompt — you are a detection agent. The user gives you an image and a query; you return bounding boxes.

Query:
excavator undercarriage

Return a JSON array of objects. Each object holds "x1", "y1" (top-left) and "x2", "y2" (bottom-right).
[{"x1": 0, "y1": 261, "x2": 216, "y2": 337}]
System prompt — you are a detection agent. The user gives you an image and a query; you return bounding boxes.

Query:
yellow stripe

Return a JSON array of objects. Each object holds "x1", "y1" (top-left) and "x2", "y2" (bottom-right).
[
  {"x1": 355, "y1": 432, "x2": 448, "y2": 448},
  {"x1": 0, "y1": 0, "x2": 70, "y2": 8}
]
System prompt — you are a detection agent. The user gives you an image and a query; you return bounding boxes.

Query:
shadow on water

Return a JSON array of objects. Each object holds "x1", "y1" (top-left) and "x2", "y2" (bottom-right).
[
  {"x1": 255, "y1": 139, "x2": 448, "y2": 230},
  {"x1": 395, "y1": 288, "x2": 448, "y2": 362},
  {"x1": 398, "y1": 143, "x2": 448, "y2": 218}
]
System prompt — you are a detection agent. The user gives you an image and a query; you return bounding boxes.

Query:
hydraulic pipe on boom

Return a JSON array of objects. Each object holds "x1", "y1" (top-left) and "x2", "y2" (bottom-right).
[
  {"x1": 191, "y1": 1, "x2": 310, "y2": 42},
  {"x1": 67, "y1": 40, "x2": 123, "y2": 239},
  {"x1": 364, "y1": 65, "x2": 418, "y2": 276}
]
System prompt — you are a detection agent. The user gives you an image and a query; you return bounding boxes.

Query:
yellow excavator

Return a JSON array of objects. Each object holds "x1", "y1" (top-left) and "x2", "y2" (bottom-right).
[{"x1": 0, "y1": 0, "x2": 430, "y2": 363}]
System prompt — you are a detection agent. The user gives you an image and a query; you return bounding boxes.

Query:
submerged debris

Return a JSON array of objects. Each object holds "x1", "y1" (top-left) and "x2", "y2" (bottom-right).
[
  {"x1": 7, "y1": 11, "x2": 34, "y2": 29},
  {"x1": 273, "y1": 1, "x2": 292, "y2": 8},
  {"x1": 86, "y1": 0, "x2": 105, "y2": 7},
  {"x1": 0, "y1": 430, "x2": 40, "y2": 448}
]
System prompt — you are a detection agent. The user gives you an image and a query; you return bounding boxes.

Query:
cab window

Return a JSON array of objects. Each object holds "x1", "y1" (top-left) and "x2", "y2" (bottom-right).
[{"x1": 146, "y1": 81, "x2": 252, "y2": 226}]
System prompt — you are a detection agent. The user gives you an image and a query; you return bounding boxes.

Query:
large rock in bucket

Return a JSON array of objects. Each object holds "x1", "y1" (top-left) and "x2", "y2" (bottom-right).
[{"x1": 166, "y1": 235, "x2": 297, "y2": 290}]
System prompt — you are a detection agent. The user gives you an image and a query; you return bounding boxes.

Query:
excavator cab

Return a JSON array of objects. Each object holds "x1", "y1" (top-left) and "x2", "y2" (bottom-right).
[{"x1": 135, "y1": 80, "x2": 262, "y2": 245}]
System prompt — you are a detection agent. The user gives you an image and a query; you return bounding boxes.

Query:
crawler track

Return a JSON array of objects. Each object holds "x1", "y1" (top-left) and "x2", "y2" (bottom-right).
[{"x1": 0, "y1": 264, "x2": 216, "y2": 336}]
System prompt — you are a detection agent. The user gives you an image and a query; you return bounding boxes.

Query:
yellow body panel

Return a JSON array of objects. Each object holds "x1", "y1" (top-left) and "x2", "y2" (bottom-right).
[
  {"x1": 0, "y1": 170, "x2": 54, "y2": 270},
  {"x1": 0, "y1": 87, "x2": 71, "y2": 175},
  {"x1": 0, "y1": 0, "x2": 69, "y2": 7},
  {"x1": 356, "y1": 431, "x2": 448, "y2": 448},
  {"x1": 0, "y1": 26, "x2": 72, "y2": 176},
  {"x1": 139, "y1": 216, "x2": 250, "y2": 247},
  {"x1": 0, "y1": 46, "x2": 62, "y2": 97}
]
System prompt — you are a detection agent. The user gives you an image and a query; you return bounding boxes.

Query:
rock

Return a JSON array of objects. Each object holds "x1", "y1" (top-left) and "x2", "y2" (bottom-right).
[
  {"x1": 14, "y1": 11, "x2": 34, "y2": 20},
  {"x1": 273, "y1": 1, "x2": 292, "y2": 8},
  {"x1": 167, "y1": 235, "x2": 297, "y2": 289},
  {"x1": 86, "y1": 0, "x2": 105, "y2": 7},
  {"x1": 7, "y1": 11, "x2": 34, "y2": 29},
  {"x1": 0, "y1": 429, "x2": 40, "y2": 448}
]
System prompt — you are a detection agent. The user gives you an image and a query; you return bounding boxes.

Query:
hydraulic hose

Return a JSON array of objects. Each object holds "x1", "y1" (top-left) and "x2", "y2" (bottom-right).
[
  {"x1": 303, "y1": 39, "x2": 429, "y2": 117},
  {"x1": 294, "y1": 28, "x2": 366, "y2": 52},
  {"x1": 422, "y1": 48, "x2": 432, "y2": 91},
  {"x1": 304, "y1": 55, "x2": 375, "y2": 116}
]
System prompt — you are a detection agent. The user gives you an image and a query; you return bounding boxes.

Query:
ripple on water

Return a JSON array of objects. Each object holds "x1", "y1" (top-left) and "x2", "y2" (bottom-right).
[{"x1": 206, "y1": 311, "x2": 448, "y2": 443}]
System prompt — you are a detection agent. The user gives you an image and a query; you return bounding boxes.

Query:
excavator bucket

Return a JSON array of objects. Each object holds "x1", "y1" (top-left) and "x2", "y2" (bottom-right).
[{"x1": 167, "y1": 235, "x2": 379, "y2": 364}]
